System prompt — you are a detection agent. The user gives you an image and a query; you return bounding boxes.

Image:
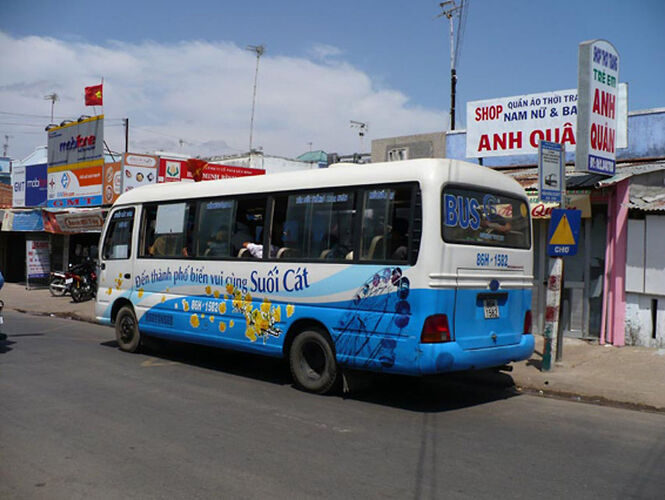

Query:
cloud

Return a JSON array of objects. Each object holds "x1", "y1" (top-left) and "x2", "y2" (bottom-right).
[{"x1": 0, "y1": 32, "x2": 446, "y2": 161}]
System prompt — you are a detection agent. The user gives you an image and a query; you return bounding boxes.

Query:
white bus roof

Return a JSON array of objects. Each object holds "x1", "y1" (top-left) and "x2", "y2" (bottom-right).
[{"x1": 113, "y1": 158, "x2": 525, "y2": 206}]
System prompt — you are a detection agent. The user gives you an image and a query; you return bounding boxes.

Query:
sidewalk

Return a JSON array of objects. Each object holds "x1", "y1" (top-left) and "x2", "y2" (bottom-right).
[{"x1": 2, "y1": 282, "x2": 664, "y2": 412}]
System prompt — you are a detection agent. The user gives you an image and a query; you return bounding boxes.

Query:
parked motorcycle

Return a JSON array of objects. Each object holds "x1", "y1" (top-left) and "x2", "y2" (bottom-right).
[
  {"x1": 70, "y1": 263, "x2": 97, "y2": 303},
  {"x1": 49, "y1": 260, "x2": 94, "y2": 297}
]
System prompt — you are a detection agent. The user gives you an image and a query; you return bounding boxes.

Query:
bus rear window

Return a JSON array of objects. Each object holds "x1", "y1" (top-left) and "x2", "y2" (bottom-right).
[{"x1": 442, "y1": 186, "x2": 530, "y2": 249}]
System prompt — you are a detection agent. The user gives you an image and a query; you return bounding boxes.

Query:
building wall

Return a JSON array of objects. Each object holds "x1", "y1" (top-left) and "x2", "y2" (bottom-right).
[
  {"x1": 625, "y1": 294, "x2": 665, "y2": 347},
  {"x1": 220, "y1": 155, "x2": 315, "y2": 174},
  {"x1": 371, "y1": 132, "x2": 446, "y2": 164}
]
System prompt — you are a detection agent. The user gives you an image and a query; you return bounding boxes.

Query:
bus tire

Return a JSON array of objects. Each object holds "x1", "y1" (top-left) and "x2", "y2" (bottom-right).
[
  {"x1": 115, "y1": 305, "x2": 142, "y2": 353},
  {"x1": 289, "y1": 328, "x2": 338, "y2": 394}
]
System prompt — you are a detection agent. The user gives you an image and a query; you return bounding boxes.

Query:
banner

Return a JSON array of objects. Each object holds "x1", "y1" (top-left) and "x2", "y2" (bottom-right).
[
  {"x1": 465, "y1": 85, "x2": 627, "y2": 159},
  {"x1": 122, "y1": 153, "x2": 158, "y2": 193},
  {"x1": 26, "y1": 240, "x2": 50, "y2": 279},
  {"x1": 47, "y1": 115, "x2": 104, "y2": 207},
  {"x1": 1, "y1": 209, "x2": 44, "y2": 231},
  {"x1": 103, "y1": 161, "x2": 123, "y2": 204},
  {"x1": 158, "y1": 158, "x2": 265, "y2": 183}
]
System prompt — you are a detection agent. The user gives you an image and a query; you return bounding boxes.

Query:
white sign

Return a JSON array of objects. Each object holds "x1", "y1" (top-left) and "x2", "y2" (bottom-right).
[
  {"x1": 465, "y1": 85, "x2": 627, "y2": 159},
  {"x1": 576, "y1": 39, "x2": 620, "y2": 175},
  {"x1": 11, "y1": 164, "x2": 26, "y2": 207},
  {"x1": 26, "y1": 240, "x2": 50, "y2": 279},
  {"x1": 121, "y1": 153, "x2": 158, "y2": 192},
  {"x1": 538, "y1": 141, "x2": 565, "y2": 203}
]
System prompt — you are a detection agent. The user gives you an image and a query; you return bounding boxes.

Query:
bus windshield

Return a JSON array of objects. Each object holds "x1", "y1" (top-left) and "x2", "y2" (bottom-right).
[{"x1": 442, "y1": 185, "x2": 530, "y2": 249}]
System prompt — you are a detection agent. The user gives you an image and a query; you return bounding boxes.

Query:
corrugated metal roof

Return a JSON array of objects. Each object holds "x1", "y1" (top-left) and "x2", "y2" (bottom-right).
[{"x1": 505, "y1": 161, "x2": 665, "y2": 191}]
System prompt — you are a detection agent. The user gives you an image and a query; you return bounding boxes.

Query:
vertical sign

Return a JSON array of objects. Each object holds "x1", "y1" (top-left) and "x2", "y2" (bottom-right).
[
  {"x1": 538, "y1": 141, "x2": 564, "y2": 203},
  {"x1": 121, "y1": 153, "x2": 158, "y2": 193},
  {"x1": 26, "y1": 240, "x2": 50, "y2": 278},
  {"x1": 576, "y1": 39, "x2": 620, "y2": 175}
]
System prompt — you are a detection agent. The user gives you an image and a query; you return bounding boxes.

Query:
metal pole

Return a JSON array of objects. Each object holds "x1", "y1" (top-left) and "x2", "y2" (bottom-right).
[
  {"x1": 247, "y1": 44, "x2": 264, "y2": 154},
  {"x1": 449, "y1": 12, "x2": 456, "y2": 130},
  {"x1": 123, "y1": 118, "x2": 129, "y2": 152}
]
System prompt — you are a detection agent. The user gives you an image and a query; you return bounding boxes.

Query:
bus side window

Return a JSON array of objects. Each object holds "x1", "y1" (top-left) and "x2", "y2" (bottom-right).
[
  {"x1": 102, "y1": 208, "x2": 135, "y2": 260},
  {"x1": 140, "y1": 202, "x2": 194, "y2": 258},
  {"x1": 360, "y1": 186, "x2": 412, "y2": 262}
]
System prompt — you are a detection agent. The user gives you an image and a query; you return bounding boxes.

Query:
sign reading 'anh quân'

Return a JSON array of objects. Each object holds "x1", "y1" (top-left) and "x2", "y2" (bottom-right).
[{"x1": 576, "y1": 39, "x2": 620, "y2": 175}]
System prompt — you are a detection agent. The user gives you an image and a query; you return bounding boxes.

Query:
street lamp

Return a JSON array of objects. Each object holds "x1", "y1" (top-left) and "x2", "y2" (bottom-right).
[{"x1": 44, "y1": 92, "x2": 59, "y2": 123}]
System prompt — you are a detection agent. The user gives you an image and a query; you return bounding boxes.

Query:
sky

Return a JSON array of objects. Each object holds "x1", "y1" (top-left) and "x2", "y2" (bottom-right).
[{"x1": 1, "y1": 0, "x2": 664, "y2": 161}]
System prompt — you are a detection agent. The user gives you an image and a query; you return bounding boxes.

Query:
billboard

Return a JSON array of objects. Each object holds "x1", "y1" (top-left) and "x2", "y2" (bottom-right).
[
  {"x1": 465, "y1": 85, "x2": 627, "y2": 159},
  {"x1": 158, "y1": 158, "x2": 265, "y2": 183},
  {"x1": 25, "y1": 164, "x2": 47, "y2": 207},
  {"x1": 102, "y1": 161, "x2": 123, "y2": 204},
  {"x1": 0, "y1": 157, "x2": 10, "y2": 174},
  {"x1": 122, "y1": 153, "x2": 158, "y2": 193},
  {"x1": 47, "y1": 115, "x2": 104, "y2": 207},
  {"x1": 576, "y1": 39, "x2": 620, "y2": 175}
]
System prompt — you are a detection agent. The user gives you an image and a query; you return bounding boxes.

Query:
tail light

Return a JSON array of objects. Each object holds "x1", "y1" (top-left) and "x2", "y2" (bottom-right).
[
  {"x1": 421, "y1": 314, "x2": 451, "y2": 343},
  {"x1": 523, "y1": 310, "x2": 532, "y2": 334}
]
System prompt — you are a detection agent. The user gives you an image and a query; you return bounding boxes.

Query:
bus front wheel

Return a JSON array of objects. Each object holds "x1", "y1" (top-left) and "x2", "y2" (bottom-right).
[
  {"x1": 115, "y1": 306, "x2": 142, "y2": 353},
  {"x1": 289, "y1": 328, "x2": 338, "y2": 394}
]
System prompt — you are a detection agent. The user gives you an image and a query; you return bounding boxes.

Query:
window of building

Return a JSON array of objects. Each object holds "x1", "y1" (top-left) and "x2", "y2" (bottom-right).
[{"x1": 387, "y1": 147, "x2": 409, "y2": 162}]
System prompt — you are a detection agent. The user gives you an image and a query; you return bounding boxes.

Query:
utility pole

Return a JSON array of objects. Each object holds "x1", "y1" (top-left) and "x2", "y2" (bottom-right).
[
  {"x1": 2, "y1": 135, "x2": 11, "y2": 157},
  {"x1": 437, "y1": 1, "x2": 466, "y2": 131},
  {"x1": 246, "y1": 44, "x2": 265, "y2": 154},
  {"x1": 123, "y1": 118, "x2": 129, "y2": 152},
  {"x1": 44, "y1": 92, "x2": 59, "y2": 123}
]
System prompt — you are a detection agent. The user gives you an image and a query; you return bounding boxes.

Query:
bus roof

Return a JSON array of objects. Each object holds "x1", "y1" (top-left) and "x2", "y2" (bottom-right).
[{"x1": 113, "y1": 158, "x2": 525, "y2": 206}]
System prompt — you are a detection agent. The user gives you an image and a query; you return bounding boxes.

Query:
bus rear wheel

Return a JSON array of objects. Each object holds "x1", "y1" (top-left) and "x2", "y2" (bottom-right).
[
  {"x1": 289, "y1": 328, "x2": 338, "y2": 394},
  {"x1": 115, "y1": 306, "x2": 142, "y2": 353}
]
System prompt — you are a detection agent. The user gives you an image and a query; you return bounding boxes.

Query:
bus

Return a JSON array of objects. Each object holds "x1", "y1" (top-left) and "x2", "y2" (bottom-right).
[{"x1": 96, "y1": 158, "x2": 534, "y2": 393}]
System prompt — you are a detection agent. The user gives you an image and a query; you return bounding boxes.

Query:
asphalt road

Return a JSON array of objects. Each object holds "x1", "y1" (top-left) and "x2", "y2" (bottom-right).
[{"x1": 1, "y1": 310, "x2": 664, "y2": 500}]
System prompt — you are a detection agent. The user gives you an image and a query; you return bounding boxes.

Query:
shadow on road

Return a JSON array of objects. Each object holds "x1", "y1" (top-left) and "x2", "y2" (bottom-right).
[
  {"x1": 0, "y1": 332, "x2": 15, "y2": 354},
  {"x1": 100, "y1": 337, "x2": 521, "y2": 412}
]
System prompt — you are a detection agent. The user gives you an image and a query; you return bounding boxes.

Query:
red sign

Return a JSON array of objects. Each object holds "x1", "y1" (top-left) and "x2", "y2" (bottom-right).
[{"x1": 158, "y1": 158, "x2": 264, "y2": 183}]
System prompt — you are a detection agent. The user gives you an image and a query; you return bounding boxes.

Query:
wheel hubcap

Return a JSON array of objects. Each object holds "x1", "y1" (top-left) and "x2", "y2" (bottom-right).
[{"x1": 120, "y1": 316, "x2": 135, "y2": 344}]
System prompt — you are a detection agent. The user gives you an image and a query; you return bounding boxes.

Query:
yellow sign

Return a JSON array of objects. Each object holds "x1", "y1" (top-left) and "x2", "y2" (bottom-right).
[{"x1": 549, "y1": 214, "x2": 576, "y2": 245}]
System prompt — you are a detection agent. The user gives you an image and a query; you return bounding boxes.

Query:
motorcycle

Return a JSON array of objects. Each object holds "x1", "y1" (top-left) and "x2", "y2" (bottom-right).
[
  {"x1": 70, "y1": 265, "x2": 97, "y2": 303},
  {"x1": 49, "y1": 260, "x2": 94, "y2": 297}
]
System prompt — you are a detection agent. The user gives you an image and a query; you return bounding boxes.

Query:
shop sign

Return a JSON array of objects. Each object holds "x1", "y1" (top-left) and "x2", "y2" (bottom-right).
[
  {"x1": 465, "y1": 84, "x2": 627, "y2": 159},
  {"x1": 122, "y1": 153, "x2": 158, "y2": 193},
  {"x1": 1, "y1": 209, "x2": 44, "y2": 231},
  {"x1": 25, "y1": 163, "x2": 47, "y2": 207},
  {"x1": 11, "y1": 164, "x2": 25, "y2": 207},
  {"x1": 47, "y1": 115, "x2": 104, "y2": 208},
  {"x1": 42, "y1": 208, "x2": 106, "y2": 234},
  {"x1": 26, "y1": 240, "x2": 50, "y2": 279},
  {"x1": 528, "y1": 193, "x2": 591, "y2": 219},
  {"x1": 103, "y1": 161, "x2": 123, "y2": 204},
  {"x1": 575, "y1": 39, "x2": 620, "y2": 175}
]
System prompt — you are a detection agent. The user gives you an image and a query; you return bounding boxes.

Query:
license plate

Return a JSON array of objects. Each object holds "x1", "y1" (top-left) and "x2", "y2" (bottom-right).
[
  {"x1": 483, "y1": 299, "x2": 499, "y2": 319},
  {"x1": 65, "y1": 278, "x2": 73, "y2": 284}
]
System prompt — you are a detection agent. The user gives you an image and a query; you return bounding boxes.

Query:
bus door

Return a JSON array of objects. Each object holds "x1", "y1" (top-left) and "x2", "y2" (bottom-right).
[
  {"x1": 98, "y1": 207, "x2": 136, "y2": 310},
  {"x1": 442, "y1": 187, "x2": 532, "y2": 349}
]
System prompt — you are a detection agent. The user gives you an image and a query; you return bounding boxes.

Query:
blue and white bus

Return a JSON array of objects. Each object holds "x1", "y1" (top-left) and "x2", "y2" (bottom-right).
[{"x1": 96, "y1": 158, "x2": 534, "y2": 393}]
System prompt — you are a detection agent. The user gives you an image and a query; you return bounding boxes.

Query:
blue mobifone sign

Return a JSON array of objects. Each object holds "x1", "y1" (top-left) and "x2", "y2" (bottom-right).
[{"x1": 547, "y1": 209, "x2": 581, "y2": 257}]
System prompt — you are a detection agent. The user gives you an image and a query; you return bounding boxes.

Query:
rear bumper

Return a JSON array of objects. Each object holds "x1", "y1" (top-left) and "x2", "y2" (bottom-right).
[{"x1": 417, "y1": 334, "x2": 534, "y2": 375}]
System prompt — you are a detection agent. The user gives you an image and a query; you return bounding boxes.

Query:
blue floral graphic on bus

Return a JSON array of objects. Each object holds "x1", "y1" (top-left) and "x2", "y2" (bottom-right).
[{"x1": 333, "y1": 267, "x2": 410, "y2": 370}]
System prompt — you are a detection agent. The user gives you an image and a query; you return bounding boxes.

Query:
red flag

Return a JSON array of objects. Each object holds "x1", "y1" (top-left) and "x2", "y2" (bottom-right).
[
  {"x1": 186, "y1": 158, "x2": 207, "y2": 182},
  {"x1": 85, "y1": 84, "x2": 103, "y2": 106}
]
